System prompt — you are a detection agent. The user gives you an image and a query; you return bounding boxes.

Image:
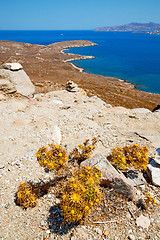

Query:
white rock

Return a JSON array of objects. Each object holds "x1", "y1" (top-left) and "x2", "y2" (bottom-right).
[
  {"x1": 46, "y1": 125, "x2": 61, "y2": 145},
  {"x1": 128, "y1": 235, "x2": 136, "y2": 240},
  {"x1": 130, "y1": 108, "x2": 151, "y2": 114},
  {"x1": 136, "y1": 214, "x2": 150, "y2": 229},
  {"x1": 9, "y1": 69, "x2": 35, "y2": 98},
  {"x1": 49, "y1": 100, "x2": 63, "y2": 105},
  {"x1": 147, "y1": 159, "x2": 160, "y2": 186},
  {"x1": 0, "y1": 68, "x2": 35, "y2": 97},
  {"x1": 3, "y1": 63, "x2": 23, "y2": 71}
]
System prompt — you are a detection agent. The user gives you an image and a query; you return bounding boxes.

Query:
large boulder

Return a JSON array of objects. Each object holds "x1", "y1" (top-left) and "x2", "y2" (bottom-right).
[
  {"x1": 147, "y1": 158, "x2": 160, "y2": 186},
  {"x1": 81, "y1": 154, "x2": 137, "y2": 199},
  {"x1": 0, "y1": 64, "x2": 35, "y2": 98}
]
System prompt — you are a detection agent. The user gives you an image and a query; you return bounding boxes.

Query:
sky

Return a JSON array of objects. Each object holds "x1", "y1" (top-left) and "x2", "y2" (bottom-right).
[{"x1": 1, "y1": 0, "x2": 160, "y2": 30}]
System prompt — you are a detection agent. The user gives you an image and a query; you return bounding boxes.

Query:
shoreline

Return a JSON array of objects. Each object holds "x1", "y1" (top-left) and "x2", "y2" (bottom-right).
[
  {"x1": 0, "y1": 40, "x2": 159, "y2": 110},
  {"x1": 59, "y1": 41, "x2": 149, "y2": 94}
]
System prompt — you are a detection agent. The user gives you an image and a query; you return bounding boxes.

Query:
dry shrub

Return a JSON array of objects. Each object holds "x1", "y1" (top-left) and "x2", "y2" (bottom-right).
[
  {"x1": 16, "y1": 182, "x2": 38, "y2": 208},
  {"x1": 37, "y1": 144, "x2": 68, "y2": 171},
  {"x1": 60, "y1": 166, "x2": 102, "y2": 222},
  {"x1": 109, "y1": 144, "x2": 149, "y2": 170}
]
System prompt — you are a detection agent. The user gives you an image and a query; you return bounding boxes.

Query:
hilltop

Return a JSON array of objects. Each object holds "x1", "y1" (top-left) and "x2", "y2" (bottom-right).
[{"x1": 94, "y1": 22, "x2": 160, "y2": 32}]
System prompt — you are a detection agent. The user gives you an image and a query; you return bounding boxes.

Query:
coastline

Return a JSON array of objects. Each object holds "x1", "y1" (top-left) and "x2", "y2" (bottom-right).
[{"x1": 0, "y1": 40, "x2": 160, "y2": 110}]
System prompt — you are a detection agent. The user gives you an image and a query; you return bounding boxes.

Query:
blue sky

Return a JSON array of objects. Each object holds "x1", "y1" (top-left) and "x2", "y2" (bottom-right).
[{"x1": 1, "y1": 0, "x2": 160, "y2": 30}]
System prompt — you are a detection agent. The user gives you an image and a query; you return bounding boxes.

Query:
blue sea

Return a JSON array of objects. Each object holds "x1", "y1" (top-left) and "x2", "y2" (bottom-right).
[{"x1": 0, "y1": 30, "x2": 160, "y2": 94}]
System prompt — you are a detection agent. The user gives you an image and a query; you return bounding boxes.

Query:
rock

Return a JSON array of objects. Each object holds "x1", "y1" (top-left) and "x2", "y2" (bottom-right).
[
  {"x1": 128, "y1": 235, "x2": 136, "y2": 240},
  {"x1": 136, "y1": 214, "x2": 150, "y2": 229},
  {"x1": 46, "y1": 125, "x2": 61, "y2": 145},
  {"x1": 66, "y1": 80, "x2": 80, "y2": 92},
  {"x1": 81, "y1": 154, "x2": 137, "y2": 199},
  {"x1": 130, "y1": 108, "x2": 151, "y2": 114},
  {"x1": 49, "y1": 99, "x2": 63, "y2": 105},
  {"x1": 0, "y1": 93, "x2": 7, "y2": 101},
  {"x1": 0, "y1": 68, "x2": 35, "y2": 97},
  {"x1": 8, "y1": 69, "x2": 35, "y2": 98},
  {"x1": 94, "y1": 227, "x2": 102, "y2": 235},
  {"x1": 155, "y1": 148, "x2": 160, "y2": 165},
  {"x1": 104, "y1": 229, "x2": 109, "y2": 236},
  {"x1": 0, "y1": 79, "x2": 16, "y2": 93},
  {"x1": 124, "y1": 170, "x2": 146, "y2": 186},
  {"x1": 3, "y1": 63, "x2": 23, "y2": 71},
  {"x1": 147, "y1": 159, "x2": 160, "y2": 186}
]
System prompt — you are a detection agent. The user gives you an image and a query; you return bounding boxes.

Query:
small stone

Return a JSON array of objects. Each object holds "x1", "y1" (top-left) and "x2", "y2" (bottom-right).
[
  {"x1": 5, "y1": 203, "x2": 10, "y2": 209},
  {"x1": 136, "y1": 214, "x2": 150, "y2": 229},
  {"x1": 128, "y1": 235, "x2": 135, "y2": 240},
  {"x1": 46, "y1": 230, "x2": 50, "y2": 234},
  {"x1": 66, "y1": 80, "x2": 80, "y2": 92},
  {"x1": 40, "y1": 220, "x2": 45, "y2": 226},
  {"x1": 49, "y1": 100, "x2": 63, "y2": 105},
  {"x1": 104, "y1": 229, "x2": 109, "y2": 236},
  {"x1": 95, "y1": 227, "x2": 102, "y2": 235}
]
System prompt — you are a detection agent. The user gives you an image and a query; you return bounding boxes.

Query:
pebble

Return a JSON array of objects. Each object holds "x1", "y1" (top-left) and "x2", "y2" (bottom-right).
[
  {"x1": 94, "y1": 227, "x2": 102, "y2": 235},
  {"x1": 136, "y1": 214, "x2": 150, "y2": 229},
  {"x1": 128, "y1": 235, "x2": 136, "y2": 240}
]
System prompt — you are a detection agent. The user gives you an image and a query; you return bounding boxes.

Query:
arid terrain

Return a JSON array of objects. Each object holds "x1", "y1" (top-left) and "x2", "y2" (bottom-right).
[{"x1": 0, "y1": 40, "x2": 160, "y2": 110}]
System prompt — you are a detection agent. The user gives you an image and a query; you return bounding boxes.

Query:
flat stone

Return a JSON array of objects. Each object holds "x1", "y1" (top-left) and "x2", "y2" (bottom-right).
[
  {"x1": 3, "y1": 63, "x2": 23, "y2": 71},
  {"x1": 147, "y1": 159, "x2": 160, "y2": 186},
  {"x1": 81, "y1": 154, "x2": 137, "y2": 199},
  {"x1": 130, "y1": 108, "x2": 151, "y2": 114},
  {"x1": 136, "y1": 214, "x2": 150, "y2": 229}
]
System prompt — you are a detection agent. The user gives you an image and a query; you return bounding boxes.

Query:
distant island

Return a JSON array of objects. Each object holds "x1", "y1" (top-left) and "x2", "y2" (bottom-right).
[{"x1": 94, "y1": 22, "x2": 160, "y2": 33}]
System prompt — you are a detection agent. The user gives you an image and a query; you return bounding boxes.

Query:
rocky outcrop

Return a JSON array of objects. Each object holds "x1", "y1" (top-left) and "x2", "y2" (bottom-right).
[
  {"x1": 0, "y1": 63, "x2": 35, "y2": 98},
  {"x1": 81, "y1": 154, "x2": 137, "y2": 199},
  {"x1": 147, "y1": 159, "x2": 160, "y2": 186}
]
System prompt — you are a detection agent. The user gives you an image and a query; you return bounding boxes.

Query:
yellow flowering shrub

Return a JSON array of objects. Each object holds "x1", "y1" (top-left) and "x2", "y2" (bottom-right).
[
  {"x1": 16, "y1": 182, "x2": 38, "y2": 208},
  {"x1": 37, "y1": 144, "x2": 68, "y2": 171},
  {"x1": 109, "y1": 144, "x2": 149, "y2": 170},
  {"x1": 60, "y1": 166, "x2": 102, "y2": 222},
  {"x1": 16, "y1": 138, "x2": 102, "y2": 223},
  {"x1": 145, "y1": 192, "x2": 157, "y2": 205},
  {"x1": 70, "y1": 138, "x2": 97, "y2": 165}
]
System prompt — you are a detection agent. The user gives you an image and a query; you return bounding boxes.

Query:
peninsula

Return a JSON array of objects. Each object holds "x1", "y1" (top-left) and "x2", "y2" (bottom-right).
[{"x1": 0, "y1": 40, "x2": 160, "y2": 110}]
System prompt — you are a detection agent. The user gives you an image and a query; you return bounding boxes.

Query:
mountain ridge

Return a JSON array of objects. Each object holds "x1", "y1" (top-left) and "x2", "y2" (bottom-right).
[{"x1": 94, "y1": 22, "x2": 160, "y2": 32}]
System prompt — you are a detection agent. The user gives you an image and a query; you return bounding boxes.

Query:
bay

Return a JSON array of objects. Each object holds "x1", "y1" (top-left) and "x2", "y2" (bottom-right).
[{"x1": 0, "y1": 30, "x2": 160, "y2": 94}]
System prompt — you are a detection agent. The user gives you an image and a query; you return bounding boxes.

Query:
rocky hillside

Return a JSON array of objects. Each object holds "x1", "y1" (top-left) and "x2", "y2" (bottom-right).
[{"x1": 0, "y1": 79, "x2": 160, "y2": 239}]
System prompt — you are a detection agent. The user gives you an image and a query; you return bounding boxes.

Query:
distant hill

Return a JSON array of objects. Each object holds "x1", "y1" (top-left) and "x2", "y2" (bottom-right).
[{"x1": 94, "y1": 22, "x2": 160, "y2": 32}]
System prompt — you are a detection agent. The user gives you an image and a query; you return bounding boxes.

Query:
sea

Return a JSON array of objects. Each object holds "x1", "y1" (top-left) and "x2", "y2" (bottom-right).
[{"x1": 0, "y1": 30, "x2": 160, "y2": 94}]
